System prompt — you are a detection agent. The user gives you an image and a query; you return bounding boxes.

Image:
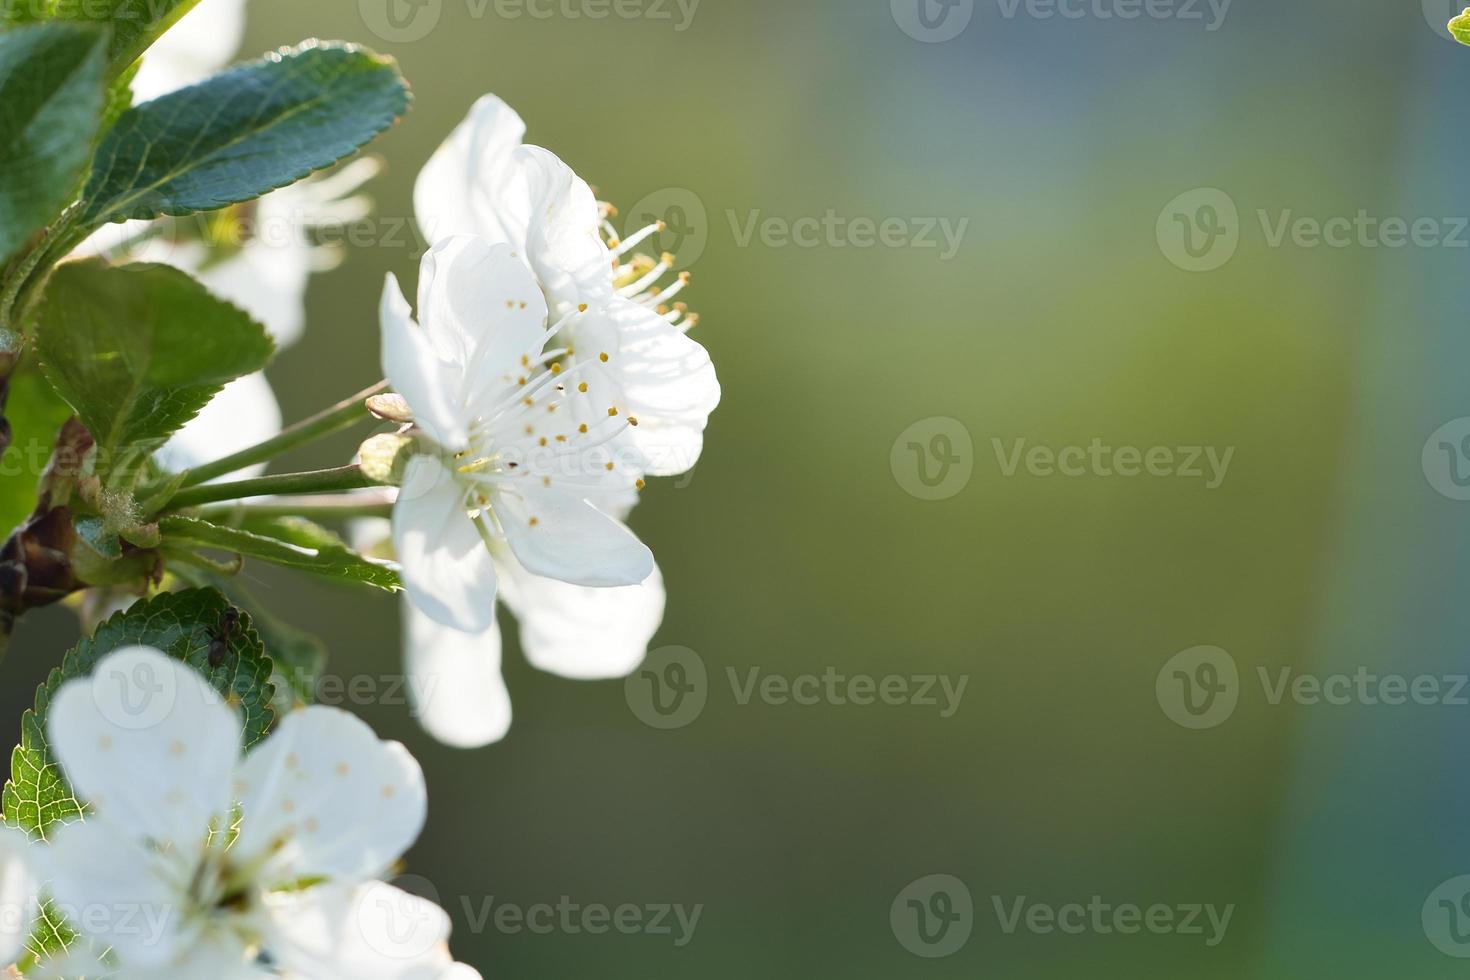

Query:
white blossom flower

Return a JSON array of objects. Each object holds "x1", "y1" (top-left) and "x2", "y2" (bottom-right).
[
  {"x1": 37, "y1": 647, "x2": 477, "y2": 978},
  {"x1": 0, "y1": 827, "x2": 37, "y2": 967},
  {"x1": 415, "y1": 94, "x2": 720, "y2": 477},
  {"x1": 381, "y1": 235, "x2": 655, "y2": 634},
  {"x1": 130, "y1": 0, "x2": 249, "y2": 103},
  {"x1": 405, "y1": 541, "x2": 665, "y2": 748}
]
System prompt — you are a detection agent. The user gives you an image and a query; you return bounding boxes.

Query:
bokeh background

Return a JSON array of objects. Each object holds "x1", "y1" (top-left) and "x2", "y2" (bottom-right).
[{"x1": 7, "y1": 0, "x2": 1470, "y2": 975}]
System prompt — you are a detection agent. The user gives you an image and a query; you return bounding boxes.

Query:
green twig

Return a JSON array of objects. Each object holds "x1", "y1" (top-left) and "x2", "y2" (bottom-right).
[
  {"x1": 176, "y1": 380, "x2": 389, "y2": 489},
  {"x1": 164, "y1": 465, "x2": 379, "y2": 511}
]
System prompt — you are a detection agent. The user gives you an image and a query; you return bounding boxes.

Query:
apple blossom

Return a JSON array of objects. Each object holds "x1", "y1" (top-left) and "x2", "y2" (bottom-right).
[{"x1": 35, "y1": 647, "x2": 477, "y2": 978}]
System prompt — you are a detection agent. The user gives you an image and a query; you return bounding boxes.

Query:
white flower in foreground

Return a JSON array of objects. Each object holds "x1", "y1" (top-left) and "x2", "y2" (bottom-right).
[
  {"x1": 130, "y1": 0, "x2": 249, "y2": 103},
  {"x1": 39, "y1": 647, "x2": 477, "y2": 978},
  {"x1": 0, "y1": 828, "x2": 37, "y2": 967},
  {"x1": 415, "y1": 94, "x2": 720, "y2": 477},
  {"x1": 405, "y1": 543, "x2": 665, "y2": 748},
  {"x1": 382, "y1": 235, "x2": 655, "y2": 634}
]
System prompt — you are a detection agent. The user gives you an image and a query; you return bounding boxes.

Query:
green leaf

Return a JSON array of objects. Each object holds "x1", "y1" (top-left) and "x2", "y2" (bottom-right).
[
  {"x1": 80, "y1": 42, "x2": 410, "y2": 225},
  {"x1": 35, "y1": 260, "x2": 273, "y2": 468},
  {"x1": 215, "y1": 578, "x2": 327, "y2": 714},
  {"x1": 2, "y1": 587, "x2": 273, "y2": 962},
  {"x1": 1452, "y1": 9, "x2": 1470, "y2": 45},
  {"x1": 17, "y1": 0, "x2": 206, "y2": 79},
  {"x1": 159, "y1": 515, "x2": 402, "y2": 592},
  {"x1": 0, "y1": 366, "x2": 72, "y2": 536},
  {"x1": 0, "y1": 23, "x2": 107, "y2": 266}
]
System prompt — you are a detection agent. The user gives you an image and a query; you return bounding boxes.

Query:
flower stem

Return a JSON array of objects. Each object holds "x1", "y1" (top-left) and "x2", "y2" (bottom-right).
[
  {"x1": 178, "y1": 380, "x2": 389, "y2": 489},
  {"x1": 165, "y1": 465, "x2": 379, "y2": 511},
  {"x1": 195, "y1": 492, "x2": 396, "y2": 522}
]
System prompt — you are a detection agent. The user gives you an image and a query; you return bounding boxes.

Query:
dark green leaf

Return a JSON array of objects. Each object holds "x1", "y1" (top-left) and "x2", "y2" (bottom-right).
[
  {"x1": 160, "y1": 514, "x2": 402, "y2": 592},
  {"x1": 35, "y1": 260, "x2": 273, "y2": 467},
  {"x1": 81, "y1": 42, "x2": 410, "y2": 225},
  {"x1": 0, "y1": 22, "x2": 107, "y2": 265}
]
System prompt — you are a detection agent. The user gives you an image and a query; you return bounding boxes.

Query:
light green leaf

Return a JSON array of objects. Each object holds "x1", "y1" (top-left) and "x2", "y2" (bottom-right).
[
  {"x1": 1452, "y1": 9, "x2": 1470, "y2": 45},
  {"x1": 2, "y1": 587, "x2": 273, "y2": 960},
  {"x1": 0, "y1": 366, "x2": 72, "y2": 536},
  {"x1": 81, "y1": 42, "x2": 410, "y2": 225},
  {"x1": 160, "y1": 515, "x2": 402, "y2": 592},
  {"x1": 35, "y1": 260, "x2": 273, "y2": 468},
  {"x1": 0, "y1": 22, "x2": 107, "y2": 266},
  {"x1": 15, "y1": 0, "x2": 205, "y2": 79}
]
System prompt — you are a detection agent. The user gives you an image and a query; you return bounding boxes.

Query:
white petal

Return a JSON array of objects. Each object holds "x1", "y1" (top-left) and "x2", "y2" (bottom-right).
[
  {"x1": 497, "y1": 547, "x2": 664, "y2": 679},
  {"x1": 130, "y1": 0, "x2": 247, "y2": 102},
  {"x1": 0, "y1": 828, "x2": 36, "y2": 966},
  {"x1": 154, "y1": 373, "x2": 283, "y2": 478},
  {"x1": 233, "y1": 707, "x2": 426, "y2": 883},
  {"x1": 510, "y1": 146, "x2": 615, "y2": 311},
  {"x1": 494, "y1": 488, "x2": 653, "y2": 588},
  {"x1": 393, "y1": 457, "x2": 497, "y2": 633},
  {"x1": 404, "y1": 603, "x2": 511, "y2": 749},
  {"x1": 582, "y1": 299, "x2": 720, "y2": 476},
  {"x1": 380, "y1": 274, "x2": 468, "y2": 450},
  {"x1": 416, "y1": 237, "x2": 548, "y2": 405},
  {"x1": 265, "y1": 882, "x2": 459, "y2": 980},
  {"x1": 415, "y1": 94, "x2": 527, "y2": 245},
  {"x1": 46, "y1": 647, "x2": 238, "y2": 851},
  {"x1": 193, "y1": 245, "x2": 311, "y2": 349},
  {"x1": 42, "y1": 818, "x2": 189, "y2": 969}
]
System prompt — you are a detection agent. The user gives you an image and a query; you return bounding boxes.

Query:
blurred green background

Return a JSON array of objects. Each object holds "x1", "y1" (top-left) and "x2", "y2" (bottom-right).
[{"x1": 10, "y1": 0, "x2": 1470, "y2": 975}]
